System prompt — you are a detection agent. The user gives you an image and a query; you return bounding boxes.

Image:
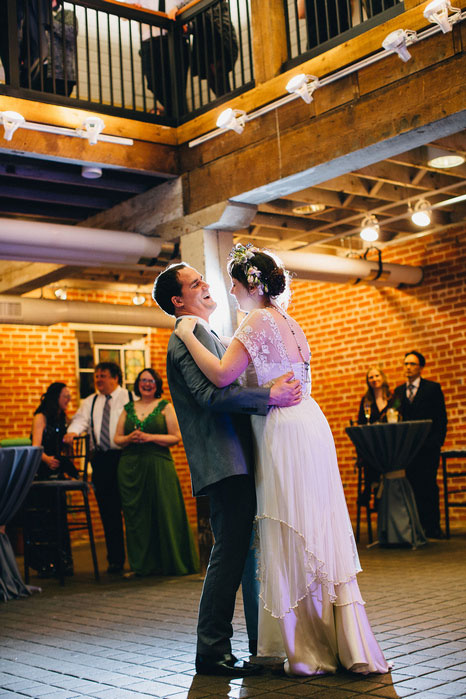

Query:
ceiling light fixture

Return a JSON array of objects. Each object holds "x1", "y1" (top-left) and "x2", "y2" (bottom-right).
[
  {"x1": 0, "y1": 111, "x2": 25, "y2": 141},
  {"x1": 382, "y1": 29, "x2": 418, "y2": 61},
  {"x1": 426, "y1": 146, "x2": 465, "y2": 169},
  {"x1": 285, "y1": 74, "x2": 320, "y2": 103},
  {"x1": 423, "y1": 0, "x2": 461, "y2": 33},
  {"x1": 216, "y1": 108, "x2": 247, "y2": 135},
  {"x1": 292, "y1": 203, "x2": 326, "y2": 214},
  {"x1": 54, "y1": 288, "x2": 67, "y2": 300},
  {"x1": 132, "y1": 292, "x2": 146, "y2": 306},
  {"x1": 411, "y1": 199, "x2": 432, "y2": 226},
  {"x1": 360, "y1": 215, "x2": 380, "y2": 242}
]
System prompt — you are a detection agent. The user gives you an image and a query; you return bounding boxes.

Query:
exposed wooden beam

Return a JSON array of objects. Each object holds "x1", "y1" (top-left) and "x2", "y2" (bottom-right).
[
  {"x1": 0, "y1": 261, "x2": 77, "y2": 294},
  {"x1": 180, "y1": 49, "x2": 465, "y2": 212},
  {"x1": 0, "y1": 122, "x2": 178, "y2": 177}
]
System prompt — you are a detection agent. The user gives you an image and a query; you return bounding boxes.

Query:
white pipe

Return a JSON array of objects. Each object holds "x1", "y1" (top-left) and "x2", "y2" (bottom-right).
[
  {"x1": 0, "y1": 219, "x2": 163, "y2": 266},
  {"x1": 0, "y1": 295, "x2": 174, "y2": 328},
  {"x1": 278, "y1": 250, "x2": 423, "y2": 287}
]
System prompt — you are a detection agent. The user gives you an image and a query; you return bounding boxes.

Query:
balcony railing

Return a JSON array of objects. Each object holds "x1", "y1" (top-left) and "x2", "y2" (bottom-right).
[
  {"x1": 0, "y1": 0, "x2": 253, "y2": 124},
  {"x1": 0, "y1": 0, "x2": 406, "y2": 125},
  {"x1": 284, "y1": 0, "x2": 404, "y2": 66}
]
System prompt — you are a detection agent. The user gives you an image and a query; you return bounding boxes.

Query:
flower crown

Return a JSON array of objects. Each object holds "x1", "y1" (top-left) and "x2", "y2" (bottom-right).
[{"x1": 228, "y1": 243, "x2": 268, "y2": 295}]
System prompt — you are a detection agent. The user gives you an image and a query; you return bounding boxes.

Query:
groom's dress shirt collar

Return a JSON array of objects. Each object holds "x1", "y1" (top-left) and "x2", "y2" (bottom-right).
[{"x1": 177, "y1": 314, "x2": 212, "y2": 333}]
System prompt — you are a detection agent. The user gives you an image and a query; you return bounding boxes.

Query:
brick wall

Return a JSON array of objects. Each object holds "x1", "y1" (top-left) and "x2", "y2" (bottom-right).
[
  {"x1": 1, "y1": 228, "x2": 464, "y2": 538},
  {"x1": 288, "y1": 228, "x2": 466, "y2": 528},
  {"x1": 0, "y1": 290, "x2": 197, "y2": 538}
]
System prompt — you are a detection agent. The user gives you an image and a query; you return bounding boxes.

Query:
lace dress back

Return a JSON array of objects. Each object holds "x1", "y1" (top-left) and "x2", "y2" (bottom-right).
[
  {"x1": 234, "y1": 304, "x2": 389, "y2": 676},
  {"x1": 235, "y1": 307, "x2": 311, "y2": 396}
]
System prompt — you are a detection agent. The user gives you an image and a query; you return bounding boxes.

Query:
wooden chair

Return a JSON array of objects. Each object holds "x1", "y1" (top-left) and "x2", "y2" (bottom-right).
[
  {"x1": 23, "y1": 435, "x2": 100, "y2": 585},
  {"x1": 355, "y1": 457, "x2": 379, "y2": 544},
  {"x1": 441, "y1": 449, "x2": 466, "y2": 539}
]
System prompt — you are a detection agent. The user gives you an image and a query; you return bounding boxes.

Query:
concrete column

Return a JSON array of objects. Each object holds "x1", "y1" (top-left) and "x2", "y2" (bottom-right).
[{"x1": 179, "y1": 229, "x2": 236, "y2": 336}]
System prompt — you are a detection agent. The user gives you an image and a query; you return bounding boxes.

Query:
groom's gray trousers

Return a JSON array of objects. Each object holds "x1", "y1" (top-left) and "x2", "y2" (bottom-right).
[{"x1": 197, "y1": 474, "x2": 256, "y2": 656}]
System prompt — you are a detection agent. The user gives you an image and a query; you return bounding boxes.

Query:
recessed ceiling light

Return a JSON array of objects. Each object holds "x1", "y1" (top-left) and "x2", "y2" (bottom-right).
[{"x1": 292, "y1": 203, "x2": 326, "y2": 214}]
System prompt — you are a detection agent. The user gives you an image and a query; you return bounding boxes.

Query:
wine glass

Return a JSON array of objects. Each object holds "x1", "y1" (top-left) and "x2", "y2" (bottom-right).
[{"x1": 364, "y1": 403, "x2": 371, "y2": 422}]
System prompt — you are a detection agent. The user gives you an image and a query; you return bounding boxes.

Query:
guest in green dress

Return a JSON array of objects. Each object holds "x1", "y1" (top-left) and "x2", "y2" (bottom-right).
[{"x1": 114, "y1": 368, "x2": 199, "y2": 577}]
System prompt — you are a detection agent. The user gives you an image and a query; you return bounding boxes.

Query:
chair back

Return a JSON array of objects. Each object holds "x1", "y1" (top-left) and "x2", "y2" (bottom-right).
[{"x1": 62, "y1": 435, "x2": 90, "y2": 482}]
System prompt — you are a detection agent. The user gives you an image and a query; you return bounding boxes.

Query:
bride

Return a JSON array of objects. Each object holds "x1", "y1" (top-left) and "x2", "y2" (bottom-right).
[{"x1": 175, "y1": 244, "x2": 390, "y2": 677}]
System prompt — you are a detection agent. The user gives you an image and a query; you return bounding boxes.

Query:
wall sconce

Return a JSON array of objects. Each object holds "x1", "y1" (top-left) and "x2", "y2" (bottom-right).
[
  {"x1": 132, "y1": 292, "x2": 146, "y2": 306},
  {"x1": 285, "y1": 74, "x2": 320, "y2": 103},
  {"x1": 79, "y1": 117, "x2": 105, "y2": 146},
  {"x1": 54, "y1": 288, "x2": 67, "y2": 300},
  {"x1": 382, "y1": 29, "x2": 417, "y2": 62},
  {"x1": 426, "y1": 146, "x2": 465, "y2": 168},
  {"x1": 410, "y1": 200, "x2": 432, "y2": 227},
  {"x1": 1, "y1": 111, "x2": 25, "y2": 141},
  {"x1": 216, "y1": 108, "x2": 247, "y2": 135},
  {"x1": 423, "y1": 0, "x2": 461, "y2": 33},
  {"x1": 360, "y1": 215, "x2": 380, "y2": 242}
]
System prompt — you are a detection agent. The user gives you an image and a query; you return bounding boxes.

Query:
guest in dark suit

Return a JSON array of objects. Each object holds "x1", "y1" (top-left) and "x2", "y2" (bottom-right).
[
  {"x1": 393, "y1": 351, "x2": 447, "y2": 538},
  {"x1": 153, "y1": 263, "x2": 300, "y2": 677}
]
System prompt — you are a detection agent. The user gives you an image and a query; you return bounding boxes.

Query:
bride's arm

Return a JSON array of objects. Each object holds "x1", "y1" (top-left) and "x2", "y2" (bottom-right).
[{"x1": 175, "y1": 319, "x2": 249, "y2": 387}]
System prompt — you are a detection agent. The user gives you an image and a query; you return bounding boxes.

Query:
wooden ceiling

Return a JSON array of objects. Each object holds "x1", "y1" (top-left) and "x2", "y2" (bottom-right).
[
  {"x1": 237, "y1": 132, "x2": 466, "y2": 254},
  {"x1": 0, "y1": 152, "x2": 169, "y2": 224},
  {"x1": 0, "y1": 132, "x2": 464, "y2": 293}
]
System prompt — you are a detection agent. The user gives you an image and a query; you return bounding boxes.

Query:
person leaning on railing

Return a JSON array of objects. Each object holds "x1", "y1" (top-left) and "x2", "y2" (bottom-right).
[{"x1": 120, "y1": 0, "x2": 190, "y2": 116}]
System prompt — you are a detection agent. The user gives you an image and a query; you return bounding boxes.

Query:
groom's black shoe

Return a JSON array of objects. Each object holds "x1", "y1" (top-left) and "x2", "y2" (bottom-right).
[{"x1": 195, "y1": 653, "x2": 263, "y2": 677}]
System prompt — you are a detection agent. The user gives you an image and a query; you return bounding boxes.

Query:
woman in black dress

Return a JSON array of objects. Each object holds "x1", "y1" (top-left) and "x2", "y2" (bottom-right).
[
  {"x1": 30, "y1": 382, "x2": 78, "y2": 577},
  {"x1": 357, "y1": 366, "x2": 393, "y2": 504}
]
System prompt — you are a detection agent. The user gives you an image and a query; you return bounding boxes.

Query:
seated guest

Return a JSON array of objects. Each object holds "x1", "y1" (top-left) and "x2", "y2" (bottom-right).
[
  {"x1": 30, "y1": 382, "x2": 78, "y2": 577},
  {"x1": 357, "y1": 366, "x2": 392, "y2": 504},
  {"x1": 114, "y1": 368, "x2": 199, "y2": 577}
]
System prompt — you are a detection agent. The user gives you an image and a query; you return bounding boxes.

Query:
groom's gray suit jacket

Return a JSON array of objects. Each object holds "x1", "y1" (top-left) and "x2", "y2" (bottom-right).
[{"x1": 166, "y1": 321, "x2": 270, "y2": 496}]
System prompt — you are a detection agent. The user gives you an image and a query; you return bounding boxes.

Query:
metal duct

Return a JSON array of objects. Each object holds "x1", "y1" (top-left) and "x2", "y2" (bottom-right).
[
  {"x1": 278, "y1": 250, "x2": 423, "y2": 287},
  {"x1": 0, "y1": 219, "x2": 164, "y2": 267},
  {"x1": 0, "y1": 296, "x2": 174, "y2": 328}
]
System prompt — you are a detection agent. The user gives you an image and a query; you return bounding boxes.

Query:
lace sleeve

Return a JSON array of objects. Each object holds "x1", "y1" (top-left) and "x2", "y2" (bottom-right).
[{"x1": 235, "y1": 309, "x2": 290, "y2": 386}]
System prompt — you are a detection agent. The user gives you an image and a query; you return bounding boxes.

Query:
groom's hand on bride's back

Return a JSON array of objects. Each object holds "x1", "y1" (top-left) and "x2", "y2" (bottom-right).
[{"x1": 269, "y1": 372, "x2": 302, "y2": 407}]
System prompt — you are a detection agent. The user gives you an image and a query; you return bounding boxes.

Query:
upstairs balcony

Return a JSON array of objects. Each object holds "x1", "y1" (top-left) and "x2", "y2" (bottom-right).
[{"x1": 1, "y1": 0, "x2": 405, "y2": 126}]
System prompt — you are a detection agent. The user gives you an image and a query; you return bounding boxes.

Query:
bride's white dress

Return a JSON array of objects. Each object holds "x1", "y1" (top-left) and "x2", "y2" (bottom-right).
[{"x1": 235, "y1": 307, "x2": 389, "y2": 676}]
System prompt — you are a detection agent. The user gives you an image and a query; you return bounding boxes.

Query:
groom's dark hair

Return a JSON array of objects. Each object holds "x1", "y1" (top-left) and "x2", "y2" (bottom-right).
[{"x1": 152, "y1": 263, "x2": 187, "y2": 316}]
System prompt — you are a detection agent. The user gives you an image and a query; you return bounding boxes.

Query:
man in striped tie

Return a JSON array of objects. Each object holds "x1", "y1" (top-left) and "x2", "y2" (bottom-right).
[{"x1": 65, "y1": 362, "x2": 132, "y2": 573}]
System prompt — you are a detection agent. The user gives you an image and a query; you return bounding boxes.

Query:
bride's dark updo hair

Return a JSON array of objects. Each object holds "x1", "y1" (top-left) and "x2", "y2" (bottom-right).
[{"x1": 227, "y1": 244, "x2": 289, "y2": 300}]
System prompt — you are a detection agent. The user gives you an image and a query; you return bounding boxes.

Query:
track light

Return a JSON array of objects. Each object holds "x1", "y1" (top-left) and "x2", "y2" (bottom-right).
[
  {"x1": 54, "y1": 288, "x2": 67, "y2": 300},
  {"x1": 360, "y1": 215, "x2": 380, "y2": 242},
  {"x1": 216, "y1": 108, "x2": 247, "y2": 135},
  {"x1": 382, "y1": 29, "x2": 417, "y2": 62},
  {"x1": 411, "y1": 200, "x2": 432, "y2": 227},
  {"x1": 1, "y1": 111, "x2": 25, "y2": 141},
  {"x1": 285, "y1": 74, "x2": 320, "y2": 103},
  {"x1": 79, "y1": 117, "x2": 105, "y2": 145},
  {"x1": 427, "y1": 146, "x2": 465, "y2": 169},
  {"x1": 423, "y1": 0, "x2": 461, "y2": 33}
]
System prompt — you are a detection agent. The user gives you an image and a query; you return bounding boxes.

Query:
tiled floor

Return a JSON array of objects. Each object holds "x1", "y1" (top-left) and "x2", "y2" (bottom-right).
[{"x1": 1, "y1": 531, "x2": 466, "y2": 698}]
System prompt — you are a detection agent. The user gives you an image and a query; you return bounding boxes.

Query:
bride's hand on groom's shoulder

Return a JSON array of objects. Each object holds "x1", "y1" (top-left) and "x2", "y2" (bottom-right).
[{"x1": 175, "y1": 317, "x2": 197, "y2": 341}]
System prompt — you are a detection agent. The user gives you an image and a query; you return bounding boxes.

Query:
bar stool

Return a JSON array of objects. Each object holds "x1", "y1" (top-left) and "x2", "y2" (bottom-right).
[
  {"x1": 441, "y1": 449, "x2": 466, "y2": 538},
  {"x1": 23, "y1": 435, "x2": 100, "y2": 585}
]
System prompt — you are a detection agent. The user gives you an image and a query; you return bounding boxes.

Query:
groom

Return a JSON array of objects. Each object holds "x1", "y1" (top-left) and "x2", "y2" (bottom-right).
[{"x1": 153, "y1": 263, "x2": 301, "y2": 677}]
